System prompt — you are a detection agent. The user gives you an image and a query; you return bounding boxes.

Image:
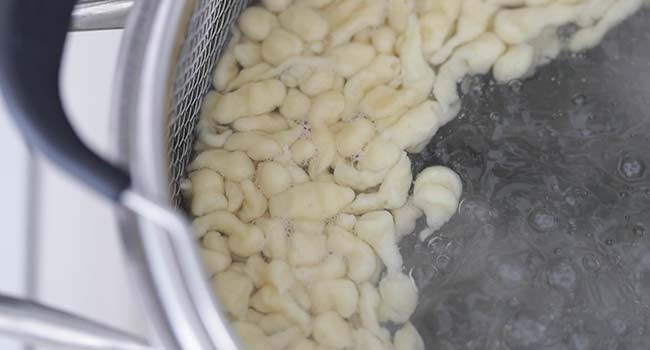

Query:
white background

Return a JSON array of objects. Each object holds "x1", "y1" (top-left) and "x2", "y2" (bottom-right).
[{"x1": 0, "y1": 30, "x2": 147, "y2": 348}]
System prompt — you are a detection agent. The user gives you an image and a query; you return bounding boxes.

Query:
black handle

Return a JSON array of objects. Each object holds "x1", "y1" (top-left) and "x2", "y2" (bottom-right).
[{"x1": 0, "y1": 0, "x2": 130, "y2": 201}]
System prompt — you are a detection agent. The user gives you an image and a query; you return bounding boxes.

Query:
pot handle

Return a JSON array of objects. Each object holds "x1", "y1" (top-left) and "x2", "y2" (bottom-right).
[
  {"x1": 0, "y1": 293, "x2": 150, "y2": 350},
  {"x1": 0, "y1": 2, "x2": 241, "y2": 349},
  {"x1": 0, "y1": 0, "x2": 131, "y2": 201}
]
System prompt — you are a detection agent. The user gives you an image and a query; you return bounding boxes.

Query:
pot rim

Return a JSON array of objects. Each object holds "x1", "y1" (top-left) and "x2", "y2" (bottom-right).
[{"x1": 110, "y1": 0, "x2": 238, "y2": 349}]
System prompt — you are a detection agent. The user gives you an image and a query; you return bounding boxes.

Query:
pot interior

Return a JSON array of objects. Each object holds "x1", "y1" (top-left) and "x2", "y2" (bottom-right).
[{"x1": 165, "y1": 2, "x2": 650, "y2": 348}]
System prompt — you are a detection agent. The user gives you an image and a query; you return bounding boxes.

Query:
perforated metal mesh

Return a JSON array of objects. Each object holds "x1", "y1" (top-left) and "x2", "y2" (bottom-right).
[{"x1": 167, "y1": 0, "x2": 248, "y2": 205}]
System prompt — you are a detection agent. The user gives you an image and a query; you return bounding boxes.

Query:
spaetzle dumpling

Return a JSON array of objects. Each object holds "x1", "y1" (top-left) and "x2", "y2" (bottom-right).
[
  {"x1": 238, "y1": 6, "x2": 278, "y2": 41},
  {"x1": 269, "y1": 182, "x2": 355, "y2": 220},
  {"x1": 212, "y1": 270, "x2": 255, "y2": 320},
  {"x1": 309, "y1": 278, "x2": 359, "y2": 318},
  {"x1": 190, "y1": 150, "x2": 255, "y2": 183},
  {"x1": 358, "y1": 282, "x2": 391, "y2": 343},
  {"x1": 327, "y1": 225, "x2": 377, "y2": 283},
  {"x1": 313, "y1": 311, "x2": 353, "y2": 349},
  {"x1": 202, "y1": 232, "x2": 232, "y2": 274},
  {"x1": 256, "y1": 161, "x2": 292, "y2": 197},
  {"x1": 412, "y1": 166, "x2": 462, "y2": 240},
  {"x1": 378, "y1": 272, "x2": 418, "y2": 324},
  {"x1": 353, "y1": 328, "x2": 388, "y2": 350},
  {"x1": 279, "y1": 4, "x2": 330, "y2": 42},
  {"x1": 250, "y1": 285, "x2": 312, "y2": 331},
  {"x1": 188, "y1": 169, "x2": 227, "y2": 216},
  {"x1": 355, "y1": 210, "x2": 403, "y2": 273},
  {"x1": 294, "y1": 254, "x2": 347, "y2": 283},
  {"x1": 393, "y1": 322, "x2": 425, "y2": 350},
  {"x1": 392, "y1": 199, "x2": 423, "y2": 240}
]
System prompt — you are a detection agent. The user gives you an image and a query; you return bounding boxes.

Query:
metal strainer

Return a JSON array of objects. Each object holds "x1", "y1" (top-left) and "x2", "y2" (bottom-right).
[
  {"x1": 167, "y1": 0, "x2": 249, "y2": 206},
  {"x1": 1, "y1": 0, "x2": 650, "y2": 349}
]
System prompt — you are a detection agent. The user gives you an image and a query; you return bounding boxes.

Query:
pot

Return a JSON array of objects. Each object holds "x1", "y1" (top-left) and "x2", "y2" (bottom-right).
[{"x1": 1, "y1": 0, "x2": 650, "y2": 349}]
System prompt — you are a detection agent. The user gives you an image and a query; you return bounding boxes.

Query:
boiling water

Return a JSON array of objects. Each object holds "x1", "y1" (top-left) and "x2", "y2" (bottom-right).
[{"x1": 403, "y1": 9, "x2": 650, "y2": 350}]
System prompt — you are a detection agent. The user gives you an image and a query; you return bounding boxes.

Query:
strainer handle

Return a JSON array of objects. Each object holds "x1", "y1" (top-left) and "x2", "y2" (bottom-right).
[
  {"x1": 0, "y1": 0, "x2": 131, "y2": 201},
  {"x1": 72, "y1": 0, "x2": 134, "y2": 31},
  {"x1": 0, "y1": 293, "x2": 150, "y2": 350}
]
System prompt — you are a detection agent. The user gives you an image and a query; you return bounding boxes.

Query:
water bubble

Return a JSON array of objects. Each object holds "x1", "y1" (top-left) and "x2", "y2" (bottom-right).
[
  {"x1": 459, "y1": 76, "x2": 473, "y2": 94},
  {"x1": 298, "y1": 120, "x2": 311, "y2": 134},
  {"x1": 582, "y1": 253, "x2": 601, "y2": 272},
  {"x1": 459, "y1": 197, "x2": 490, "y2": 222},
  {"x1": 547, "y1": 261, "x2": 577, "y2": 290},
  {"x1": 610, "y1": 317, "x2": 628, "y2": 335},
  {"x1": 613, "y1": 255, "x2": 622, "y2": 266},
  {"x1": 508, "y1": 297, "x2": 520, "y2": 307},
  {"x1": 554, "y1": 248, "x2": 563, "y2": 255},
  {"x1": 563, "y1": 187, "x2": 598, "y2": 216},
  {"x1": 619, "y1": 156, "x2": 646, "y2": 180},
  {"x1": 427, "y1": 236, "x2": 446, "y2": 253},
  {"x1": 471, "y1": 81, "x2": 484, "y2": 96},
  {"x1": 497, "y1": 261, "x2": 526, "y2": 286},
  {"x1": 572, "y1": 94, "x2": 587, "y2": 106},
  {"x1": 505, "y1": 318, "x2": 546, "y2": 348},
  {"x1": 557, "y1": 23, "x2": 579, "y2": 40},
  {"x1": 619, "y1": 191, "x2": 629, "y2": 199},
  {"x1": 508, "y1": 80, "x2": 523, "y2": 93},
  {"x1": 633, "y1": 224, "x2": 646, "y2": 237},
  {"x1": 605, "y1": 238, "x2": 615, "y2": 246},
  {"x1": 526, "y1": 253, "x2": 544, "y2": 271},
  {"x1": 436, "y1": 255, "x2": 451, "y2": 270},
  {"x1": 529, "y1": 208, "x2": 560, "y2": 233},
  {"x1": 349, "y1": 153, "x2": 362, "y2": 165},
  {"x1": 570, "y1": 334, "x2": 591, "y2": 350},
  {"x1": 445, "y1": 241, "x2": 462, "y2": 256}
]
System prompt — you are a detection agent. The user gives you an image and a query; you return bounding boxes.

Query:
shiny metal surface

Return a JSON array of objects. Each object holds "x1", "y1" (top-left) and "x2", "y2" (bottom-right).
[
  {"x1": 110, "y1": 2, "x2": 181, "y2": 348},
  {"x1": 120, "y1": 190, "x2": 240, "y2": 350},
  {"x1": 114, "y1": 0, "x2": 243, "y2": 349},
  {"x1": 0, "y1": 294, "x2": 149, "y2": 350},
  {"x1": 71, "y1": 0, "x2": 133, "y2": 31},
  {"x1": 168, "y1": 0, "x2": 250, "y2": 206}
]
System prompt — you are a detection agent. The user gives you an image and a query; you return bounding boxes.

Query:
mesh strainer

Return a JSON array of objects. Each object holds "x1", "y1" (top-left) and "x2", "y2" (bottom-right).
[{"x1": 2, "y1": 0, "x2": 650, "y2": 349}]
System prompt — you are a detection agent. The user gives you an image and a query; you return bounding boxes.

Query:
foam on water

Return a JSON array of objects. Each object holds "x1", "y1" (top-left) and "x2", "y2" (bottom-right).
[{"x1": 401, "y1": 8, "x2": 650, "y2": 350}]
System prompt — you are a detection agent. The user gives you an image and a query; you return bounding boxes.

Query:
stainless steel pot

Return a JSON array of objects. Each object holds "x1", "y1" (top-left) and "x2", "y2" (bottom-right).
[
  {"x1": 1, "y1": 1, "x2": 650, "y2": 349},
  {"x1": 0, "y1": 0, "x2": 246, "y2": 349}
]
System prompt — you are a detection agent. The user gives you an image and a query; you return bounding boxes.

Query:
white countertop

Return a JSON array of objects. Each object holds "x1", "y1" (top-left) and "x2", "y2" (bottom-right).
[{"x1": 0, "y1": 30, "x2": 147, "y2": 348}]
